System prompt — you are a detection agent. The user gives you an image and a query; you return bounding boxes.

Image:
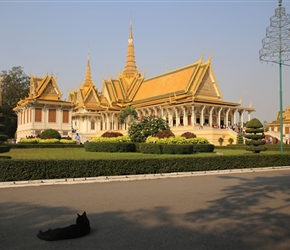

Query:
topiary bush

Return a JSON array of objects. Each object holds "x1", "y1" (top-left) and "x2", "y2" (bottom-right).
[
  {"x1": 155, "y1": 130, "x2": 175, "y2": 139},
  {"x1": 181, "y1": 132, "x2": 196, "y2": 139},
  {"x1": 236, "y1": 133, "x2": 244, "y2": 144},
  {"x1": 40, "y1": 129, "x2": 61, "y2": 140},
  {"x1": 101, "y1": 131, "x2": 123, "y2": 138},
  {"x1": 228, "y1": 137, "x2": 234, "y2": 145},
  {"x1": 244, "y1": 118, "x2": 266, "y2": 153}
]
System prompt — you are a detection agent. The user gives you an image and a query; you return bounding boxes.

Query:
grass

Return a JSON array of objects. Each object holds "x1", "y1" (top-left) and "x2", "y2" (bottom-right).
[{"x1": 1, "y1": 147, "x2": 288, "y2": 160}]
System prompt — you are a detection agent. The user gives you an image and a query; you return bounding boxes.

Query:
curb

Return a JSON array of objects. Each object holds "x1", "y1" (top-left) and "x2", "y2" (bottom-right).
[{"x1": 1, "y1": 166, "x2": 290, "y2": 189}]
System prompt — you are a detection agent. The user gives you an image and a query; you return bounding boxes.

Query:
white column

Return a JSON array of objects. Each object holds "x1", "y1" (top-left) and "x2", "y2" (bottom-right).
[
  {"x1": 182, "y1": 106, "x2": 187, "y2": 126},
  {"x1": 111, "y1": 113, "x2": 115, "y2": 130},
  {"x1": 239, "y1": 110, "x2": 245, "y2": 127},
  {"x1": 191, "y1": 106, "x2": 195, "y2": 126},
  {"x1": 43, "y1": 105, "x2": 47, "y2": 129},
  {"x1": 209, "y1": 106, "x2": 214, "y2": 126},
  {"x1": 153, "y1": 107, "x2": 158, "y2": 117},
  {"x1": 218, "y1": 107, "x2": 223, "y2": 128},
  {"x1": 225, "y1": 108, "x2": 230, "y2": 127},
  {"x1": 233, "y1": 109, "x2": 238, "y2": 125},
  {"x1": 201, "y1": 106, "x2": 205, "y2": 126},
  {"x1": 247, "y1": 111, "x2": 252, "y2": 122},
  {"x1": 160, "y1": 106, "x2": 165, "y2": 120},
  {"x1": 174, "y1": 107, "x2": 179, "y2": 127},
  {"x1": 168, "y1": 109, "x2": 173, "y2": 127}
]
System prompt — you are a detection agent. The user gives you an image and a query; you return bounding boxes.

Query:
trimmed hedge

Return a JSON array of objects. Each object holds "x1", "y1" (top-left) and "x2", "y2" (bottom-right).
[
  {"x1": 84, "y1": 142, "x2": 136, "y2": 152},
  {"x1": 138, "y1": 143, "x2": 162, "y2": 154},
  {"x1": 0, "y1": 145, "x2": 11, "y2": 153},
  {"x1": 161, "y1": 144, "x2": 193, "y2": 154},
  {"x1": 9, "y1": 144, "x2": 84, "y2": 148},
  {"x1": 0, "y1": 154, "x2": 289, "y2": 182}
]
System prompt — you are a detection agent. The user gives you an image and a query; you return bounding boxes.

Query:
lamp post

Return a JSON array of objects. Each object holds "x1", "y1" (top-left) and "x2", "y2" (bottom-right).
[{"x1": 259, "y1": 0, "x2": 290, "y2": 154}]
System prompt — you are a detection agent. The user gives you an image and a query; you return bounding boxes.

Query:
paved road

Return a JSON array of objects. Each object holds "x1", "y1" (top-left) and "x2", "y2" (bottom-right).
[{"x1": 1, "y1": 169, "x2": 290, "y2": 250}]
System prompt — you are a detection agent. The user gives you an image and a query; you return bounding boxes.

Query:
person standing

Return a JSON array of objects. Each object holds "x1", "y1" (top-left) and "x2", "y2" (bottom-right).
[{"x1": 75, "y1": 133, "x2": 81, "y2": 144}]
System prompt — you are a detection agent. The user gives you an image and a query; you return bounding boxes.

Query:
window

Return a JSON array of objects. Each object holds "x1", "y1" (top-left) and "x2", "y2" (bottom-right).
[
  {"x1": 48, "y1": 109, "x2": 56, "y2": 123},
  {"x1": 91, "y1": 121, "x2": 95, "y2": 130},
  {"x1": 63, "y1": 110, "x2": 69, "y2": 123},
  {"x1": 35, "y1": 108, "x2": 42, "y2": 122}
]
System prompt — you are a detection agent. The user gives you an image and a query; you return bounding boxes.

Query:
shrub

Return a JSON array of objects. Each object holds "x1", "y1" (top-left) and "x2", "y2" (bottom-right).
[
  {"x1": 40, "y1": 129, "x2": 61, "y2": 140},
  {"x1": 146, "y1": 136, "x2": 209, "y2": 144},
  {"x1": 244, "y1": 118, "x2": 266, "y2": 153},
  {"x1": 228, "y1": 138, "x2": 234, "y2": 144},
  {"x1": 155, "y1": 130, "x2": 175, "y2": 139},
  {"x1": 218, "y1": 137, "x2": 224, "y2": 146},
  {"x1": 162, "y1": 144, "x2": 193, "y2": 154},
  {"x1": 91, "y1": 136, "x2": 131, "y2": 143},
  {"x1": 138, "y1": 143, "x2": 162, "y2": 154},
  {"x1": 236, "y1": 133, "x2": 244, "y2": 144},
  {"x1": 128, "y1": 116, "x2": 170, "y2": 143},
  {"x1": 84, "y1": 142, "x2": 136, "y2": 152},
  {"x1": 181, "y1": 132, "x2": 196, "y2": 139},
  {"x1": 101, "y1": 131, "x2": 123, "y2": 138}
]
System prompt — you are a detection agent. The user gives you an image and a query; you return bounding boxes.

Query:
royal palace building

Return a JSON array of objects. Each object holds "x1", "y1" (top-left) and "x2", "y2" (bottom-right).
[{"x1": 14, "y1": 21, "x2": 255, "y2": 144}]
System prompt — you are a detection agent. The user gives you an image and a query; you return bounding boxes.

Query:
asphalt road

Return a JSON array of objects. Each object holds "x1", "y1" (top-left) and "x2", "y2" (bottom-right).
[{"x1": 1, "y1": 169, "x2": 290, "y2": 250}]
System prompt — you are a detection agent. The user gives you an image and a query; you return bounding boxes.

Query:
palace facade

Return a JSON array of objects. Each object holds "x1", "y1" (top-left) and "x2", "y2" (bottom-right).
[
  {"x1": 14, "y1": 21, "x2": 255, "y2": 144},
  {"x1": 267, "y1": 107, "x2": 290, "y2": 143}
]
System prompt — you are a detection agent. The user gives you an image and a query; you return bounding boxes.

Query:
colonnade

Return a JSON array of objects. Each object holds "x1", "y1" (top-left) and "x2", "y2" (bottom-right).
[{"x1": 73, "y1": 104, "x2": 253, "y2": 135}]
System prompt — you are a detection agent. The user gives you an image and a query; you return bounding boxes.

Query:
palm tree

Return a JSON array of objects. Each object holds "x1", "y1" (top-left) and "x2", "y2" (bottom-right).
[{"x1": 118, "y1": 106, "x2": 138, "y2": 124}]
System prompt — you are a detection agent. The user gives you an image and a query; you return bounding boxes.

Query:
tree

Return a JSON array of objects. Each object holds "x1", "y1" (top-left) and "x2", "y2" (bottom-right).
[
  {"x1": 0, "y1": 66, "x2": 30, "y2": 138},
  {"x1": 244, "y1": 118, "x2": 266, "y2": 153},
  {"x1": 118, "y1": 106, "x2": 138, "y2": 124},
  {"x1": 0, "y1": 106, "x2": 11, "y2": 156},
  {"x1": 128, "y1": 116, "x2": 170, "y2": 142}
]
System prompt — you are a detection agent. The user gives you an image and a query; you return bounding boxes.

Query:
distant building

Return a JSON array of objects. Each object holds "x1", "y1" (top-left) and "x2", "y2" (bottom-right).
[
  {"x1": 267, "y1": 106, "x2": 290, "y2": 143},
  {"x1": 13, "y1": 75, "x2": 73, "y2": 141},
  {"x1": 14, "y1": 21, "x2": 255, "y2": 144}
]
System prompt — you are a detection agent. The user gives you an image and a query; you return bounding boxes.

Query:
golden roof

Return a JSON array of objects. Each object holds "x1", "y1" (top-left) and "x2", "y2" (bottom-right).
[{"x1": 14, "y1": 74, "x2": 72, "y2": 111}]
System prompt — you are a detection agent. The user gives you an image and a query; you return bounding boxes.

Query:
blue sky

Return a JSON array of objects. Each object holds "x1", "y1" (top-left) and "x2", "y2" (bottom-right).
[{"x1": 1, "y1": 0, "x2": 290, "y2": 123}]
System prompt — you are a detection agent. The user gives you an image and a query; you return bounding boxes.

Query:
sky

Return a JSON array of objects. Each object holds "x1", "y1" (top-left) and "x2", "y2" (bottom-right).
[{"x1": 1, "y1": 0, "x2": 290, "y2": 124}]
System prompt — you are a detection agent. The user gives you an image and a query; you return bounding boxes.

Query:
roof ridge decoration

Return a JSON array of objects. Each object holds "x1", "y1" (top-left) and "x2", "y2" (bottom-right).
[
  {"x1": 82, "y1": 49, "x2": 94, "y2": 88},
  {"x1": 122, "y1": 20, "x2": 138, "y2": 79}
]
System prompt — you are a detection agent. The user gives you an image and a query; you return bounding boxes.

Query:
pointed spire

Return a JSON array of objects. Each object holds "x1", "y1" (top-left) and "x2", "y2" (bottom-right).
[
  {"x1": 123, "y1": 20, "x2": 138, "y2": 78},
  {"x1": 83, "y1": 49, "x2": 94, "y2": 86}
]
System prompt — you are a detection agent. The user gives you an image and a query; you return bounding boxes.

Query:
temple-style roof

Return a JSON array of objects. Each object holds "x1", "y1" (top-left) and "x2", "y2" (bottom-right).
[
  {"x1": 14, "y1": 74, "x2": 72, "y2": 111},
  {"x1": 68, "y1": 52, "x2": 113, "y2": 112},
  {"x1": 268, "y1": 106, "x2": 290, "y2": 124},
  {"x1": 68, "y1": 20, "x2": 254, "y2": 114}
]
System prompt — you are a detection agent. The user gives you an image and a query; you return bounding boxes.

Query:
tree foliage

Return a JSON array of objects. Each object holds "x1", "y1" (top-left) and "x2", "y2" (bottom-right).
[
  {"x1": 128, "y1": 116, "x2": 170, "y2": 142},
  {"x1": 0, "y1": 107, "x2": 11, "y2": 154},
  {"x1": 118, "y1": 106, "x2": 138, "y2": 124},
  {"x1": 0, "y1": 66, "x2": 30, "y2": 138}
]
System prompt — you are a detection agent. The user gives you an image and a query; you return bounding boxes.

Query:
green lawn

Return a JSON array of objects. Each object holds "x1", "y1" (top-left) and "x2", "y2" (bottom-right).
[{"x1": 1, "y1": 147, "x2": 288, "y2": 160}]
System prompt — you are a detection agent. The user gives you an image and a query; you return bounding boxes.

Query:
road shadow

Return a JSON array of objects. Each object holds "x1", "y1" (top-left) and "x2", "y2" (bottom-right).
[{"x1": 1, "y1": 173, "x2": 290, "y2": 249}]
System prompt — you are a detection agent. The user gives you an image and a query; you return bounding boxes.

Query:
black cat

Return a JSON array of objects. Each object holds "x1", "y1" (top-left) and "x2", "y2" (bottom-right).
[{"x1": 37, "y1": 212, "x2": 91, "y2": 241}]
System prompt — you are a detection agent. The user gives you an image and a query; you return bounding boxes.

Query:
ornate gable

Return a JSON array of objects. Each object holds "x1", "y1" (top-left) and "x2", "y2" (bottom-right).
[
  {"x1": 83, "y1": 87, "x2": 100, "y2": 107},
  {"x1": 194, "y1": 66, "x2": 221, "y2": 100},
  {"x1": 29, "y1": 75, "x2": 62, "y2": 101}
]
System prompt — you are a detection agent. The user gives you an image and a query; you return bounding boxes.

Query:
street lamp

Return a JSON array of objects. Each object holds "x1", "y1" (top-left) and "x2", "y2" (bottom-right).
[{"x1": 259, "y1": 0, "x2": 290, "y2": 154}]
